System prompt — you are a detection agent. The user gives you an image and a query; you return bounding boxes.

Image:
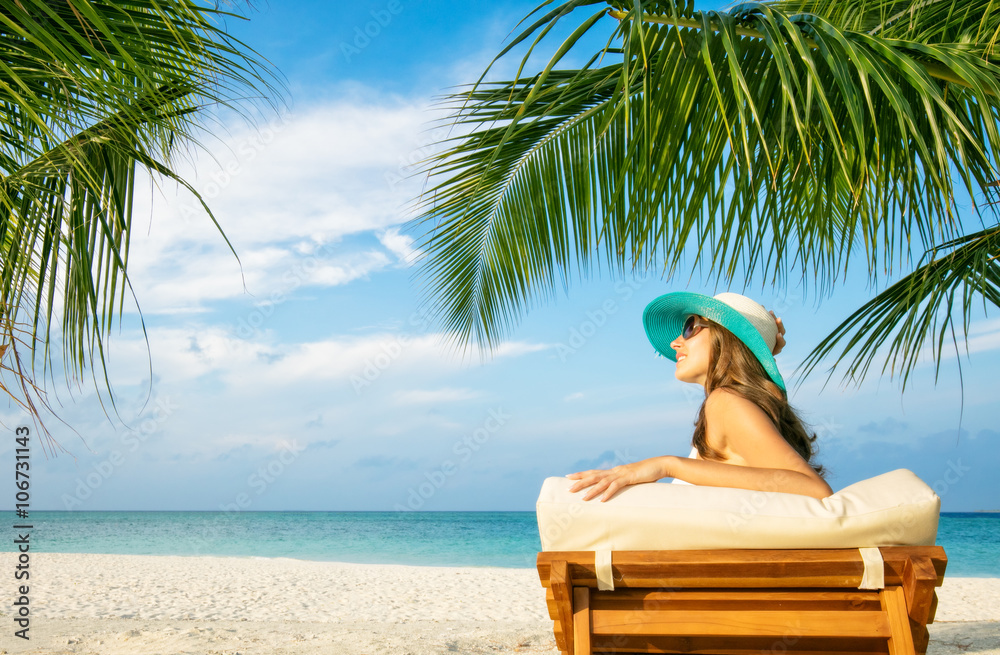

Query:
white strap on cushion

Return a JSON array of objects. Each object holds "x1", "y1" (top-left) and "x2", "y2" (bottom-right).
[
  {"x1": 858, "y1": 547, "x2": 885, "y2": 590},
  {"x1": 595, "y1": 550, "x2": 614, "y2": 591}
]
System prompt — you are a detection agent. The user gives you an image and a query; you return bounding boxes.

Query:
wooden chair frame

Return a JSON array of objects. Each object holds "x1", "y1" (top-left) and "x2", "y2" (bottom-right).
[{"x1": 537, "y1": 546, "x2": 947, "y2": 655}]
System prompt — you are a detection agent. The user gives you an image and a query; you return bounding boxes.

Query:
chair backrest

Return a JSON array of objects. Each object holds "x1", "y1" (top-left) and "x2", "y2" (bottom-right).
[
  {"x1": 537, "y1": 469, "x2": 940, "y2": 551},
  {"x1": 537, "y1": 547, "x2": 947, "y2": 655}
]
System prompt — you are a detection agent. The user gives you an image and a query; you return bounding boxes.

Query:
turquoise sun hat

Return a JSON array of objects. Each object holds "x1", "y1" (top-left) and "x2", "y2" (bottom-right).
[{"x1": 642, "y1": 292, "x2": 786, "y2": 393}]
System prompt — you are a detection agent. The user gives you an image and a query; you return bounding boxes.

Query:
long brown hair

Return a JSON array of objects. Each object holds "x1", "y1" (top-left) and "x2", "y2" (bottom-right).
[{"x1": 691, "y1": 317, "x2": 825, "y2": 477}]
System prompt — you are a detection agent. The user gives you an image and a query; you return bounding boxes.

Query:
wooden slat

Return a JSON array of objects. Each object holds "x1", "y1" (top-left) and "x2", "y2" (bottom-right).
[
  {"x1": 538, "y1": 547, "x2": 948, "y2": 590},
  {"x1": 590, "y1": 634, "x2": 893, "y2": 654},
  {"x1": 901, "y1": 557, "x2": 938, "y2": 625},
  {"x1": 539, "y1": 551, "x2": 593, "y2": 588},
  {"x1": 590, "y1": 589, "x2": 882, "y2": 612},
  {"x1": 927, "y1": 591, "x2": 939, "y2": 624},
  {"x1": 550, "y1": 560, "x2": 575, "y2": 655},
  {"x1": 552, "y1": 624, "x2": 567, "y2": 654},
  {"x1": 546, "y1": 587, "x2": 559, "y2": 619},
  {"x1": 912, "y1": 622, "x2": 930, "y2": 655},
  {"x1": 573, "y1": 586, "x2": 591, "y2": 655},
  {"x1": 540, "y1": 549, "x2": 859, "y2": 589},
  {"x1": 881, "y1": 547, "x2": 947, "y2": 586},
  {"x1": 592, "y1": 609, "x2": 892, "y2": 638},
  {"x1": 882, "y1": 586, "x2": 917, "y2": 655}
]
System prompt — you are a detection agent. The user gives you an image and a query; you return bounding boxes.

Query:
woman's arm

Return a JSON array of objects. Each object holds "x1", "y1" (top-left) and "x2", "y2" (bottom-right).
[
  {"x1": 568, "y1": 455, "x2": 831, "y2": 501},
  {"x1": 567, "y1": 390, "x2": 833, "y2": 501},
  {"x1": 662, "y1": 455, "x2": 832, "y2": 499}
]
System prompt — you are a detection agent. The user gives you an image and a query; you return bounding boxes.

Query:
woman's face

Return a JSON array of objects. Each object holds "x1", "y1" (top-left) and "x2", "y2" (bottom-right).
[{"x1": 670, "y1": 317, "x2": 712, "y2": 387}]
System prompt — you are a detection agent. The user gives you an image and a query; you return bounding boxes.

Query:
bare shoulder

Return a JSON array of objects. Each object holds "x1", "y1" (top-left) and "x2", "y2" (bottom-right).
[
  {"x1": 704, "y1": 388, "x2": 766, "y2": 418},
  {"x1": 705, "y1": 388, "x2": 816, "y2": 474},
  {"x1": 702, "y1": 389, "x2": 776, "y2": 461},
  {"x1": 704, "y1": 388, "x2": 783, "y2": 450}
]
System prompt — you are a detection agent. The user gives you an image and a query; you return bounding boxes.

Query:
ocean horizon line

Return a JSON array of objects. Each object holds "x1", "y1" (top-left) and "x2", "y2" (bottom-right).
[{"x1": 3, "y1": 509, "x2": 996, "y2": 515}]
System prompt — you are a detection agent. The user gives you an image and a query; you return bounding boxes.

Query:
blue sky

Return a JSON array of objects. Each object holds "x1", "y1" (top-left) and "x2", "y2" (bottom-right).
[{"x1": 3, "y1": 1, "x2": 999, "y2": 512}]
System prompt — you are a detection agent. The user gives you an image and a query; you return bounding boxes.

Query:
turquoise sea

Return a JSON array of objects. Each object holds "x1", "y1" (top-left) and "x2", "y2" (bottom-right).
[{"x1": 4, "y1": 511, "x2": 997, "y2": 576}]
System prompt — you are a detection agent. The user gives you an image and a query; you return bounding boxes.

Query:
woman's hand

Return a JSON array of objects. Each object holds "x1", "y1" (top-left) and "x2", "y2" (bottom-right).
[
  {"x1": 769, "y1": 310, "x2": 786, "y2": 355},
  {"x1": 566, "y1": 457, "x2": 671, "y2": 502}
]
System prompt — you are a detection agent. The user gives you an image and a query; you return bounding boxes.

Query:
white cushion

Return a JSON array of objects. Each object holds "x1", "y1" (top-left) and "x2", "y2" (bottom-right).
[{"x1": 536, "y1": 469, "x2": 939, "y2": 551}]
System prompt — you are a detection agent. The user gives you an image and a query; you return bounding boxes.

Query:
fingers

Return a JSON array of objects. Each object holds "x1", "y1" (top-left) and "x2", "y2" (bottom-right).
[
  {"x1": 769, "y1": 311, "x2": 787, "y2": 355},
  {"x1": 598, "y1": 479, "x2": 622, "y2": 502},
  {"x1": 568, "y1": 470, "x2": 610, "y2": 497},
  {"x1": 567, "y1": 471, "x2": 601, "y2": 493},
  {"x1": 567, "y1": 464, "x2": 641, "y2": 500},
  {"x1": 569, "y1": 471, "x2": 628, "y2": 501},
  {"x1": 566, "y1": 469, "x2": 599, "y2": 479},
  {"x1": 582, "y1": 477, "x2": 612, "y2": 501},
  {"x1": 569, "y1": 477, "x2": 601, "y2": 493}
]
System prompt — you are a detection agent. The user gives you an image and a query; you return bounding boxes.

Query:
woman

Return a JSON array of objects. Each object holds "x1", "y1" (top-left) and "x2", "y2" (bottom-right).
[{"x1": 568, "y1": 292, "x2": 833, "y2": 501}]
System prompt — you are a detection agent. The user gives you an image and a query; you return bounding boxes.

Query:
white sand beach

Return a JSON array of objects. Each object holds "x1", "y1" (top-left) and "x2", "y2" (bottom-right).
[{"x1": 0, "y1": 553, "x2": 996, "y2": 654}]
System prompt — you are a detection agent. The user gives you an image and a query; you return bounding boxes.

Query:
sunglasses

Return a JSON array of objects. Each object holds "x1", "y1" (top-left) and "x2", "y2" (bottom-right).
[{"x1": 681, "y1": 315, "x2": 711, "y2": 340}]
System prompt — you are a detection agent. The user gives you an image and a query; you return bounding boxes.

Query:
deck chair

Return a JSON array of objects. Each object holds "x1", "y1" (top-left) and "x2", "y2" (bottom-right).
[
  {"x1": 537, "y1": 546, "x2": 947, "y2": 655},
  {"x1": 535, "y1": 470, "x2": 946, "y2": 655}
]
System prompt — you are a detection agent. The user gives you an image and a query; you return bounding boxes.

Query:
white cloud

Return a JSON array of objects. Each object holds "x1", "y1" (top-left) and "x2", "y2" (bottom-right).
[
  {"x1": 962, "y1": 326, "x2": 1000, "y2": 354},
  {"x1": 526, "y1": 405, "x2": 694, "y2": 444},
  {"x1": 493, "y1": 341, "x2": 551, "y2": 358},
  {"x1": 206, "y1": 433, "x2": 306, "y2": 458},
  {"x1": 913, "y1": 317, "x2": 1000, "y2": 365},
  {"x1": 261, "y1": 333, "x2": 440, "y2": 384},
  {"x1": 124, "y1": 93, "x2": 448, "y2": 314},
  {"x1": 262, "y1": 334, "x2": 550, "y2": 387},
  {"x1": 392, "y1": 387, "x2": 482, "y2": 405},
  {"x1": 968, "y1": 317, "x2": 1000, "y2": 336},
  {"x1": 378, "y1": 227, "x2": 421, "y2": 266},
  {"x1": 100, "y1": 327, "x2": 551, "y2": 392}
]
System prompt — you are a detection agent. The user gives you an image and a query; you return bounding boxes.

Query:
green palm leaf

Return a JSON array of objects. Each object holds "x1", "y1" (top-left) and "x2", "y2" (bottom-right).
[
  {"x1": 411, "y1": 0, "x2": 1000, "y2": 384},
  {"x1": 0, "y1": 0, "x2": 281, "y2": 446},
  {"x1": 798, "y1": 223, "x2": 1000, "y2": 389}
]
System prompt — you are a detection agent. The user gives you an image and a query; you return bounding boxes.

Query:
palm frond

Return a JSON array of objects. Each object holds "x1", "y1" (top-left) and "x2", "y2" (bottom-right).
[
  {"x1": 0, "y1": 318, "x2": 74, "y2": 456},
  {"x1": 412, "y1": 0, "x2": 1000, "y2": 375},
  {"x1": 0, "y1": 0, "x2": 282, "y2": 441},
  {"x1": 768, "y1": 0, "x2": 1000, "y2": 46},
  {"x1": 797, "y1": 222, "x2": 1000, "y2": 389}
]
